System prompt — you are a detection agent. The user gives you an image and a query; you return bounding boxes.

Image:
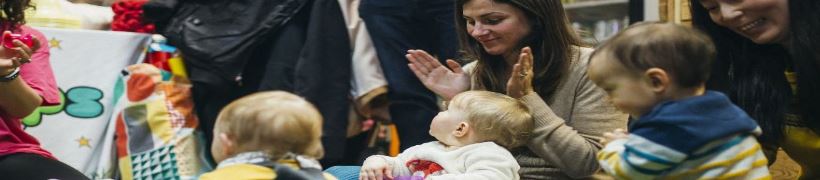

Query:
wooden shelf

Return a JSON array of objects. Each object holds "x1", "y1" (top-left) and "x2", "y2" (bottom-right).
[
  {"x1": 564, "y1": 0, "x2": 629, "y2": 21},
  {"x1": 564, "y1": 0, "x2": 628, "y2": 10}
]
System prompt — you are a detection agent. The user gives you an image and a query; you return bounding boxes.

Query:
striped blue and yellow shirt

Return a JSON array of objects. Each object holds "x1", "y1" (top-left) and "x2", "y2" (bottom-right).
[{"x1": 598, "y1": 91, "x2": 770, "y2": 179}]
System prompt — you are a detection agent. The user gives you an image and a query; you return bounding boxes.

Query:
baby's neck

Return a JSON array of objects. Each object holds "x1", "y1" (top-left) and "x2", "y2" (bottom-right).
[
  {"x1": 662, "y1": 84, "x2": 706, "y2": 102},
  {"x1": 217, "y1": 151, "x2": 272, "y2": 169},
  {"x1": 440, "y1": 134, "x2": 485, "y2": 150}
]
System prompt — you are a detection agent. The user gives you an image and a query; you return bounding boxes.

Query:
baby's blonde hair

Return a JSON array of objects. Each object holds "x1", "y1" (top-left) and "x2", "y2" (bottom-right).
[
  {"x1": 214, "y1": 91, "x2": 324, "y2": 159},
  {"x1": 450, "y1": 91, "x2": 533, "y2": 149}
]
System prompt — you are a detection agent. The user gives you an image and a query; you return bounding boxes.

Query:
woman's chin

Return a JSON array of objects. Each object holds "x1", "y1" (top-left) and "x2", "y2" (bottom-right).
[
  {"x1": 482, "y1": 47, "x2": 506, "y2": 55},
  {"x1": 741, "y1": 29, "x2": 788, "y2": 45},
  {"x1": 752, "y1": 35, "x2": 789, "y2": 45}
]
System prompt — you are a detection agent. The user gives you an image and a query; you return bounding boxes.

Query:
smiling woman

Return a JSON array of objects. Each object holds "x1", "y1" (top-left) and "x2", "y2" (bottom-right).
[
  {"x1": 455, "y1": 0, "x2": 580, "y2": 99},
  {"x1": 697, "y1": 0, "x2": 790, "y2": 44},
  {"x1": 405, "y1": 0, "x2": 629, "y2": 179},
  {"x1": 690, "y1": 0, "x2": 820, "y2": 178},
  {"x1": 461, "y1": 1, "x2": 532, "y2": 59}
]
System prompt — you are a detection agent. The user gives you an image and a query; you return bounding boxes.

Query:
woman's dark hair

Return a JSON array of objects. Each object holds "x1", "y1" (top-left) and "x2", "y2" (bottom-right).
[
  {"x1": 455, "y1": 0, "x2": 582, "y2": 101},
  {"x1": 690, "y1": 0, "x2": 820, "y2": 143},
  {"x1": 1, "y1": 0, "x2": 33, "y2": 31}
]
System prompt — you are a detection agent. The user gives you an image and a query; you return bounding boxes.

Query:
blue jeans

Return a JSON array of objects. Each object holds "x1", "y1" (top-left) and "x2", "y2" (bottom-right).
[
  {"x1": 326, "y1": 166, "x2": 424, "y2": 180},
  {"x1": 359, "y1": 0, "x2": 458, "y2": 150},
  {"x1": 326, "y1": 166, "x2": 361, "y2": 180}
]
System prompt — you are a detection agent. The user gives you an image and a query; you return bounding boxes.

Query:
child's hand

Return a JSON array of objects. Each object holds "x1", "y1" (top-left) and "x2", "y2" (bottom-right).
[
  {"x1": 600, "y1": 128, "x2": 628, "y2": 145},
  {"x1": 360, "y1": 156, "x2": 394, "y2": 180}
]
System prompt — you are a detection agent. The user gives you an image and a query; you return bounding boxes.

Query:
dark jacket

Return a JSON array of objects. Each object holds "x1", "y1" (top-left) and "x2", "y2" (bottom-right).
[{"x1": 144, "y1": 0, "x2": 352, "y2": 161}]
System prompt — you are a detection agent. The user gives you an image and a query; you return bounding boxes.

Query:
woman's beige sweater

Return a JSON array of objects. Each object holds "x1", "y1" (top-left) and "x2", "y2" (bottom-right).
[{"x1": 464, "y1": 47, "x2": 628, "y2": 179}]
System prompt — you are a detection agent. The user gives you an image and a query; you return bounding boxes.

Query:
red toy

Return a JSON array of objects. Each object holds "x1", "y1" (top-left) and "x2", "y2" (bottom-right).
[{"x1": 2, "y1": 33, "x2": 33, "y2": 49}]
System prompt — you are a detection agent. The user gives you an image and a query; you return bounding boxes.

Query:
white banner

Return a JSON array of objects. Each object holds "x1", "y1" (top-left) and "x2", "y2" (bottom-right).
[{"x1": 24, "y1": 27, "x2": 149, "y2": 179}]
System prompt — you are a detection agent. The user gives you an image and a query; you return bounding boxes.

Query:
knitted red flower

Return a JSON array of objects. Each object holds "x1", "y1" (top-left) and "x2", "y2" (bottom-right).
[
  {"x1": 111, "y1": 0, "x2": 155, "y2": 33},
  {"x1": 405, "y1": 159, "x2": 444, "y2": 178}
]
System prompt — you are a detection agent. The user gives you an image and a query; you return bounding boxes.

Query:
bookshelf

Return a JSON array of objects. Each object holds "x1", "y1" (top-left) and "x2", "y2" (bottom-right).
[
  {"x1": 563, "y1": 0, "x2": 632, "y2": 44},
  {"x1": 564, "y1": 0, "x2": 630, "y2": 21}
]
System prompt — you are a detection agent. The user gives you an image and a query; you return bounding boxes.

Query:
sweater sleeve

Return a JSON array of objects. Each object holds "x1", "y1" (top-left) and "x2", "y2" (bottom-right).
[
  {"x1": 520, "y1": 59, "x2": 628, "y2": 178},
  {"x1": 427, "y1": 146, "x2": 520, "y2": 180},
  {"x1": 387, "y1": 143, "x2": 432, "y2": 177}
]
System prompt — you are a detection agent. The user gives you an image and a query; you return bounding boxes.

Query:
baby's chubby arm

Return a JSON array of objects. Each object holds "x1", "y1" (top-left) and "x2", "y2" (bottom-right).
[
  {"x1": 360, "y1": 155, "x2": 396, "y2": 180},
  {"x1": 360, "y1": 144, "x2": 426, "y2": 180}
]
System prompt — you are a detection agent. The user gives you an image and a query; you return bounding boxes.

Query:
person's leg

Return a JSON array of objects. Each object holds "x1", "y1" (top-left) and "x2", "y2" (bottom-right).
[
  {"x1": 420, "y1": 0, "x2": 458, "y2": 61},
  {"x1": 359, "y1": 0, "x2": 437, "y2": 150},
  {"x1": 325, "y1": 166, "x2": 361, "y2": 180},
  {"x1": 0, "y1": 153, "x2": 90, "y2": 180},
  {"x1": 191, "y1": 81, "x2": 246, "y2": 165}
]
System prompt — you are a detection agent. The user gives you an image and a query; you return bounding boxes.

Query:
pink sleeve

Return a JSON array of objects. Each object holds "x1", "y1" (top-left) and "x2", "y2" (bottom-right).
[{"x1": 17, "y1": 26, "x2": 60, "y2": 106}]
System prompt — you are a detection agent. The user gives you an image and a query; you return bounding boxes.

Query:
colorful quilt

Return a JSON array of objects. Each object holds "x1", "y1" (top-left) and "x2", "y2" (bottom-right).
[{"x1": 111, "y1": 64, "x2": 211, "y2": 180}]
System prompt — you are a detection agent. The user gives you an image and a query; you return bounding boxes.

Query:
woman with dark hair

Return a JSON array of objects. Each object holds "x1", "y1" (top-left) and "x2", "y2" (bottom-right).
[
  {"x1": 690, "y1": 0, "x2": 820, "y2": 178},
  {"x1": 0, "y1": 0, "x2": 89, "y2": 179},
  {"x1": 407, "y1": 0, "x2": 628, "y2": 178}
]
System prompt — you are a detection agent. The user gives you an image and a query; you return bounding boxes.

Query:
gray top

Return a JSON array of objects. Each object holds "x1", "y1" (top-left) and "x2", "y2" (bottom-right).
[{"x1": 464, "y1": 47, "x2": 628, "y2": 179}]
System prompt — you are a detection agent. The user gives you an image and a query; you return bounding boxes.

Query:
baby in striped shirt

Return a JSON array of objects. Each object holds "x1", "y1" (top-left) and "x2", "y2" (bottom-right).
[{"x1": 587, "y1": 22, "x2": 770, "y2": 179}]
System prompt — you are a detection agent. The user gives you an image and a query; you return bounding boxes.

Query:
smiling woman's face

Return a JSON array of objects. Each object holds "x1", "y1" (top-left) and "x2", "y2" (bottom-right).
[
  {"x1": 463, "y1": 0, "x2": 531, "y2": 56},
  {"x1": 699, "y1": 0, "x2": 790, "y2": 45}
]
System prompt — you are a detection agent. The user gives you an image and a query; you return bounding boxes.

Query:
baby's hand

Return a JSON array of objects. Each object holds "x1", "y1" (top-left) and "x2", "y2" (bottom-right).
[
  {"x1": 600, "y1": 128, "x2": 628, "y2": 145},
  {"x1": 360, "y1": 156, "x2": 394, "y2": 180}
]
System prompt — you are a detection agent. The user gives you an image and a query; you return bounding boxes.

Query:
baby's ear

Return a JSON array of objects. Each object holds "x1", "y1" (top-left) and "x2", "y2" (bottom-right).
[
  {"x1": 218, "y1": 133, "x2": 235, "y2": 155},
  {"x1": 644, "y1": 68, "x2": 670, "y2": 93},
  {"x1": 452, "y1": 122, "x2": 470, "y2": 137}
]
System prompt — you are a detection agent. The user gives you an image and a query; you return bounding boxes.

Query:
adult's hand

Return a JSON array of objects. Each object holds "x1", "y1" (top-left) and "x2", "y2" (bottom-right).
[
  {"x1": 506, "y1": 46, "x2": 534, "y2": 98},
  {"x1": 0, "y1": 31, "x2": 39, "y2": 75},
  {"x1": 406, "y1": 49, "x2": 470, "y2": 100}
]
